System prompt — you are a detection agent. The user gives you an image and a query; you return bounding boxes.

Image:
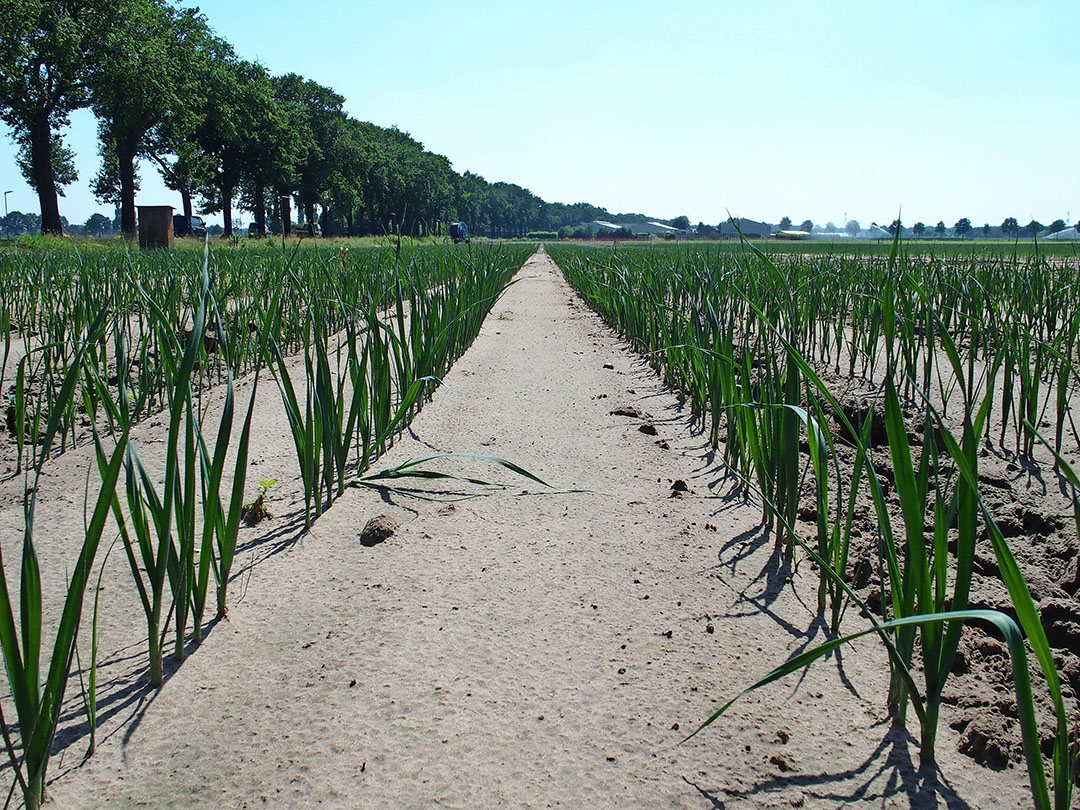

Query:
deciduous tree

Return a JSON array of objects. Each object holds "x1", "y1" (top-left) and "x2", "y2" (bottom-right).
[
  {"x1": 0, "y1": 0, "x2": 97, "y2": 233},
  {"x1": 88, "y1": 0, "x2": 190, "y2": 237}
]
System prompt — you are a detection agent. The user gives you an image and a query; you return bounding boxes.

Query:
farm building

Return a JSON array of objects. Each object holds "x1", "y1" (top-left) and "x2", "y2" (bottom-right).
[
  {"x1": 583, "y1": 220, "x2": 683, "y2": 236},
  {"x1": 628, "y1": 221, "x2": 682, "y2": 235},
  {"x1": 1044, "y1": 227, "x2": 1079, "y2": 240},
  {"x1": 717, "y1": 218, "x2": 772, "y2": 238}
]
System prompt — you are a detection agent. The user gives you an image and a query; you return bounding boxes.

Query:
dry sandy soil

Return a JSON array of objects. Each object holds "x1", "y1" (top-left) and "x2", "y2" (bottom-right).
[{"x1": 2, "y1": 249, "x2": 1044, "y2": 808}]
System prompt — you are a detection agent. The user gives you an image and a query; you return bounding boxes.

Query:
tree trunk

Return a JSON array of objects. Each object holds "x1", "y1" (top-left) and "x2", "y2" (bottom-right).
[
  {"x1": 302, "y1": 201, "x2": 315, "y2": 236},
  {"x1": 280, "y1": 194, "x2": 291, "y2": 236},
  {"x1": 181, "y1": 188, "x2": 193, "y2": 221},
  {"x1": 254, "y1": 181, "x2": 266, "y2": 235},
  {"x1": 346, "y1": 211, "x2": 354, "y2": 237},
  {"x1": 221, "y1": 180, "x2": 234, "y2": 236},
  {"x1": 29, "y1": 118, "x2": 63, "y2": 235},
  {"x1": 117, "y1": 144, "x2": 137, "y2": 238}
]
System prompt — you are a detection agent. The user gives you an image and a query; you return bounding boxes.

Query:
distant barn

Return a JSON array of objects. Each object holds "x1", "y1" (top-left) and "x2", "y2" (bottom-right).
[{"x1": 718, "y1": 218, "x2": 772, "y2": 238}]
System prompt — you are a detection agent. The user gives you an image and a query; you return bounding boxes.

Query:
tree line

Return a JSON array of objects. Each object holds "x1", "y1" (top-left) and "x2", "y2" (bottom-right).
[
  {"x1": 0, "y1": 0, "x2": 646, "y2": 239},
  {"x1": 895, "y1": 217, "x2": 1068, "y2": 239},
  {"x1": 782, "y1": 216, "x2": 1069, "y2": 239}
]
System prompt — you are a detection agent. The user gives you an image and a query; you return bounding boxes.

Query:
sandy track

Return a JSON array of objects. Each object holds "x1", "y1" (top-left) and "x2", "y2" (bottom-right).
[{"x1": 42, "y1": 249, "x2": 1030, "y2": 808}]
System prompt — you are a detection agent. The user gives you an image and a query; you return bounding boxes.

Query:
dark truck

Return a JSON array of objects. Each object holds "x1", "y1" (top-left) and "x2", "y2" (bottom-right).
[{"x1": 173, "y1": 214, "x2": 207, "y2": 239}]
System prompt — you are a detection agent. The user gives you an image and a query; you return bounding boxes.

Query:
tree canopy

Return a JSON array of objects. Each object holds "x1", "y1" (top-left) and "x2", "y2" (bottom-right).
[
  {"x1": 0, "y1": 0, "x2": 671, "y2": 238},
  {"x1": 0, "y1": 0, "x2": 98, "y2": 232}
]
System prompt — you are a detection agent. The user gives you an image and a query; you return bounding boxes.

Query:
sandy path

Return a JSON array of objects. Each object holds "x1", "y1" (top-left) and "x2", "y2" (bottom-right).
[{"x1": 43, "y1": 249, "x2": 1031, "y2": 809}]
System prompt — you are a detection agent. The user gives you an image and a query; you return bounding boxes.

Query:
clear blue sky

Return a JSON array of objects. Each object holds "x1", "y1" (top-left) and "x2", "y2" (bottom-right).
[{"x1": 2, "y1": 0, "x2": 1076, "y2": 229}]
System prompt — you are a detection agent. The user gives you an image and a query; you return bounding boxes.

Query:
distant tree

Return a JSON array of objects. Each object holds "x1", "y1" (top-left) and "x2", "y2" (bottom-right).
[
  {"x1": 799, "y1": 219, "x2": 813, "y2": 233},
  {"x1": 84, "y1": 212, "x2": 111, "y2": 236},
  {"x1": 954, "y1": 218, "x2": 972, "y2": 237},
  {"x1": 0, "y1": 210, "x2": 41, "y2": 237},
  {"x1": 982, "y1": 223, "x2": 991, "y2": 237},
  {"x1": 145, "y1": 8, "x2": 225, "y2": 224},
  {"x1": 669, "y1": 214, "x2": 690, "y2": 231},
  {"x1": 0, "y1": 0, "x2": 98, "y2": 233},
  {"x1": 1001, "y1": 217, "x2": 1019, "y2": 237},
  {"x1": 887, "y1": 218, "x2": 902, "y2": 236},
  {"x1": 935, "y1": 221, "x2": 947, "y2": 237},
  {"x1": 1026, "y1": 220, "x2": 1044, "y2": 236},
  {"x1": 1047, "y1": 219, "x2": 1066, "y2": 235},
  {"x1": 197, "y1": 58, "x2": 284, "y2": 236},
  {"x1": 270, "y1": 73, "x2": 349, "y2": 232},
  {"x1": 825, "y1": 221, "x2": 837, "y2": 231},
  {"x1": 913, "y1": 222, "x2": 925, "y2": 238},
  {"x1": 779, "y1": 216, "x2": 792, "y2": 230},
  {"x1": 89, "y1": 0, "x2": 195, "y2": 237},
  {"x1": 845, "y1": 219, "x2": 860, "y2": 237}
]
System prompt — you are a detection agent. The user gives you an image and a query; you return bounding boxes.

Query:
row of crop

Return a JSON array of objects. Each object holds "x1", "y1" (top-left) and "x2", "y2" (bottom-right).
[
  {"x1": 551, "y1": 244, "x2": 1080, "y2": 463},
  {"x1": 0, "y1": 241, "x2": 530, "y2": 809},
  {"x1": 549, "y1": 241, "x2": 1077, "y2": 810},
  {"x1": 0, "y1": 244, "x2": 457, "y2": 473}
]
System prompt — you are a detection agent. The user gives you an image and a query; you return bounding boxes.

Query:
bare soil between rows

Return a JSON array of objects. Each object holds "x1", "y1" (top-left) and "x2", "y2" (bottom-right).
[{"x1": 1, "y1": 250, "x2": 1050, "y2": 808}]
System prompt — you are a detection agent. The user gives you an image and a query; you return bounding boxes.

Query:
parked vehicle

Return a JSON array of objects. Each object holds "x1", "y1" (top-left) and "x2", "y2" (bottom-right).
[
  {"x1": 450, "y1": 221, "x2": 469, "y2": 243},
  {"x1": 173, "y1": 214, "x2": 207, "y2": 239},
  {"x1": 295, "y1": 221, "x2": 321, "y2": 237}
]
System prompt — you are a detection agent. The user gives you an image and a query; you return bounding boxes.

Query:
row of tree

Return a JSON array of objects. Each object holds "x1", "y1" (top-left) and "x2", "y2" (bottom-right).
[
  {"x1": 0, "y1": 208, "x2": 244, "y2": 239},
  {"x1": 886, "y1": 217, "x2": 1069, "y2": 238},
  {"x1": 0, "y1": 0, "x2": 659, "y2": 239},
  {"x1": 780, "y1": 216, "x2": 1069, "y2": 239}
]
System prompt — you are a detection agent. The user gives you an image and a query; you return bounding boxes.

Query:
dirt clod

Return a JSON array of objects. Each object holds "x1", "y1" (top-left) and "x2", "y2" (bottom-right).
[
  {"x1": 957, "y1": 712, "x2": 1016, "y2": 770},
  {"x1": 361, "y1": 514, "x2": 398, "y2": 547},
  {"x1": 769, "y1": 753, "x2": 795, "y2": 772}
]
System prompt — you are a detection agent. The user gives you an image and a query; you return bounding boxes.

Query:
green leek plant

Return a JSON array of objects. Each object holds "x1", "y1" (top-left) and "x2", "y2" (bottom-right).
[
  {"x1": 550, "y1": 237, "x2": 1076, "y2": 807},
  {"x1": 0, "y1": 310, "x2": 129, "y2": 810}
]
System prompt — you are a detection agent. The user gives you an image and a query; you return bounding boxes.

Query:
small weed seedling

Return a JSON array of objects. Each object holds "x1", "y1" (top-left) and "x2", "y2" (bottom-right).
[{"x1": 241, "y1": 477, "x2": 278, "y2": 526}]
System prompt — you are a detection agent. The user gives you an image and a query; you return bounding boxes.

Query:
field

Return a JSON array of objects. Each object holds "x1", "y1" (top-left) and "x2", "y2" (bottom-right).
[
  {"x1": 0, "y1": 238, "x2": 1078, "y2": 808},
  {"x1": 559, "y1": 236, "x2": 1080, "y2": 260}
]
